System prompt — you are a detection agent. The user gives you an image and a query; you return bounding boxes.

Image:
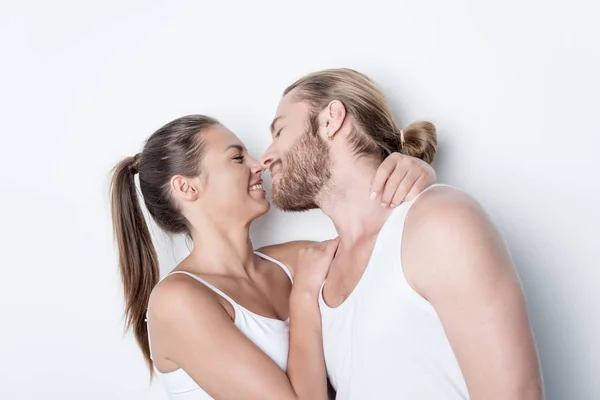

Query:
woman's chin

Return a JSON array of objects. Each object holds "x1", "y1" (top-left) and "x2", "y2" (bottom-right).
[{"x1": 252, "y1": 198, "x2": 271, "y2": 218}]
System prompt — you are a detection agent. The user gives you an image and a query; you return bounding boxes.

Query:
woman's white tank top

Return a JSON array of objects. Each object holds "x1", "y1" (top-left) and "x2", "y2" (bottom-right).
[{"x1": 147, "y1": 251, "x2": 293, "y2": 400}]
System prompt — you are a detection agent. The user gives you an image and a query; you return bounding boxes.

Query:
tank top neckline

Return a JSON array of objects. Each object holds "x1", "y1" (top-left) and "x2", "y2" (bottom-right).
[
  {"x1": 318, "y1": 203, "x2": 406, "y2": 312},
  {"x1": 169, "y1": 251, "x2": 292, "y2": 324}
]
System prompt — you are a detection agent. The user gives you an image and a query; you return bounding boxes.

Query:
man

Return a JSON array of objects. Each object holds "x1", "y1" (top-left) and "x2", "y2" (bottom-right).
[{"x1": 261, "y1": 69, "x2": 543, "y2": 399}]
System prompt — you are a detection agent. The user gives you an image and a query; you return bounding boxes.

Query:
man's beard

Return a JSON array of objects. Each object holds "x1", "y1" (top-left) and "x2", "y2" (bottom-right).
[{"x1": 271, "y1": 128, "x2": 331, "y2": 212}]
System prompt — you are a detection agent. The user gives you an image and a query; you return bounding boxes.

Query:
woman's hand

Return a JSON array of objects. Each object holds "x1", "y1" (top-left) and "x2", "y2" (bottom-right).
[
  {"x1": 371, "y1": 153, "x2": 436, "y2": 207},
  {"x1": 293, "y1": 238, "x2": 340, "y2": 294}
]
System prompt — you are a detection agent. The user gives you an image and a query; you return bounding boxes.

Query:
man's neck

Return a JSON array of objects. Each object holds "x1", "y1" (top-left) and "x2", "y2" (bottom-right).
[{"x1": 317, "y1": 157, "x2": 393, "y2": 245}]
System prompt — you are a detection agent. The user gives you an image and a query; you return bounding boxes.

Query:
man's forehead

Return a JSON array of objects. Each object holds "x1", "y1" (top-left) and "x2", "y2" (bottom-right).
[
  {"x1": 271, "y1": 96, "x2": 303, "y2": 131},
  {"x1": 274, "y1": 95, "x2": 291, "y2": 118},
  {"x1": 277, "y1": 96, "x2": 310, "y2": 117}
]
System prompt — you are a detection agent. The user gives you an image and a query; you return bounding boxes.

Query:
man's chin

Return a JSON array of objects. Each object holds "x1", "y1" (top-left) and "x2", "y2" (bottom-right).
[
  {"x1": 271, "y1": 174, "x2": 321, "y2": 212},
  {"x1": 270, "y1": 190, "x2": 288, "y2": 211},
  {"x1": 271, "y1": 192, "x2": 318, "y2": 212}
]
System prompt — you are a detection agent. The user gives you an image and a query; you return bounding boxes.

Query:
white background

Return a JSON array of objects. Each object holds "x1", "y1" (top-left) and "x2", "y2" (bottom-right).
[{"x1": 1, "y1": 0, "x2": 598, "y2": 399}]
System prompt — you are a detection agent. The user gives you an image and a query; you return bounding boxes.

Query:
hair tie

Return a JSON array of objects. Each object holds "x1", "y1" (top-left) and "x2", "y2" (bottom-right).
[
  {"x1": 129, "y1": 153, "x2": 141, "y2": 174},
  {"x1": 400, "y1": 129, "x2": 406, "y2": 149}
]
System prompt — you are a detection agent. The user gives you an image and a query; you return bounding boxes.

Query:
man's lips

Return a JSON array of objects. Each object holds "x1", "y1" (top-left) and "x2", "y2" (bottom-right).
[
  {"x1": 270, "y1": 162, "x2": 282, "y2": 181},
  {"x1": 271, "y1": 170, "x2": 282, "y2": 184}
]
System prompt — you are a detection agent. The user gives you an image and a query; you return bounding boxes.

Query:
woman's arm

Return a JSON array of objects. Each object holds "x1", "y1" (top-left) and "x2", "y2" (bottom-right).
[
  {"x1": 148, "y1": 249, "x2": 334, "y2": 400},
  {"x1": 287, "y1": 239, "x2": 339, "y2": 399},
  {"x1": 370, "y1": 152, "x2": 436, "y2": 207}
]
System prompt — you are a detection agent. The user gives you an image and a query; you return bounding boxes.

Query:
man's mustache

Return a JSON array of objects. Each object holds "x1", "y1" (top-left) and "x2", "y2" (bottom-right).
[{"x1": 269, "y1": 160, "x2": 283, "y2": 175}]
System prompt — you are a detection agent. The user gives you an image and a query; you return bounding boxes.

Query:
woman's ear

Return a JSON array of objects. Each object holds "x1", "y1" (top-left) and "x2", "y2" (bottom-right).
[{"x1": 170, "y1": 175, "x2": 201, "y2": 202}]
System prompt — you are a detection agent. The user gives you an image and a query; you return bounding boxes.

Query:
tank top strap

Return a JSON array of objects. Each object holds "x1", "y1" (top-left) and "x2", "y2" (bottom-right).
[
  {"x1": 167, "y1": 271, "x2": 240, "y2": 309},
  {"x1": 387, "y1": 183, "x2": 453, "y2": 237},
  {"x1": 254, "y1": 251, "x2": 294, "y2": 283},
  {"x1": 144, "y1": 309, "x2": 153, "y2": 361},
  {"x1": 376, "y1": 183, "x2": 451, "y2": 313},
  {"x1": 146, "y1": 271, "x2": 240, "y2": 364}
]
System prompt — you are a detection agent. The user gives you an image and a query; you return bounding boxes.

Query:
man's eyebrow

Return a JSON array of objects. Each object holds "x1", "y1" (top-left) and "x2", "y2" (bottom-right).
[
  {"x1": 224, "y1": 144, "x2": 243, "y2": 153},
  {"x1": 270, "y1": 116, "x2": 284, "y2": 134}
]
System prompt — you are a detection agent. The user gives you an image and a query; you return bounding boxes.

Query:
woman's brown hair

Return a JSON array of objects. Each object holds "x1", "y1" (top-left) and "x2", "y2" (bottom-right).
[{"x1": 109, "y1": 115, "x2": 219, "y2": 372}]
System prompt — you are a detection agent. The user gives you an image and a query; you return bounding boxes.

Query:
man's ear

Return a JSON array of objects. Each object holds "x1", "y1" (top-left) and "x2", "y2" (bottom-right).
[
  {"x1": 170, "y1": 175, "x2": 201, "y2": 202},
  {"x1": 320, "y1": 100, "x2": 347, "y2": 140}
]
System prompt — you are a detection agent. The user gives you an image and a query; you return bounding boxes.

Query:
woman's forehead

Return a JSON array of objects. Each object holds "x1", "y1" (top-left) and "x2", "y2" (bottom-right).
[{"x1": 203, "y1": 125, "x2": 245, "y2": 151}]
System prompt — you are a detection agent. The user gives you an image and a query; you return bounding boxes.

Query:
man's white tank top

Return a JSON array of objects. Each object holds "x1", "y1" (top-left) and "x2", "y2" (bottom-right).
[
  {"x1": 319, "y1": 184, "x2": 470, "y2": 399},
  {"x1": 147, "y1": 251, "x2": 293, "y2": 400}
]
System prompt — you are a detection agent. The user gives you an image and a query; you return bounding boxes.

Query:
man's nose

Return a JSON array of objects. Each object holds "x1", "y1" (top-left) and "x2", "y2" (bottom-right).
[{"x1": 260, "y1": 149, "x2": 275, "y2": 170}]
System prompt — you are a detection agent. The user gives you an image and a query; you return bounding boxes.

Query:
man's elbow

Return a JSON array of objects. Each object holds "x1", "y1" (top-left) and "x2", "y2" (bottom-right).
[
  {"x1": 472, "y1": 375, "x2": 544, "y2": 400},
  {"x1": 500, "y1": 376, "x2": 544, "y2": 400},
  {"x1": 518, "y1": 375, "x2": 544, "y2": 400}
]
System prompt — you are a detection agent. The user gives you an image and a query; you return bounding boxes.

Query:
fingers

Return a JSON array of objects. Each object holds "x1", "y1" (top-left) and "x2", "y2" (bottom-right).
[
  {"x1": 308, "y1": 238, "x2": 339, "y2": 258},
  {"x1": 388, "y1": 167, "x2": 421, "y2": 206},
  {"x1": 378, "y1": 155, "x2": 437, "y2": 207},
  {"x1": 369, "y1": 156, "x2": 396, "y2": 200},
  {"x1": 404, "y1": 174, "x2": 429, "y2": 202},
  {"x1": 325, "y1": 237, "x2": 340, "y2": 256},
  {"x1": 307, "y1": 237, "x2": 338, "y2": 252},
  {"x1": 380, "y1": 167, "x2": 409, "y2": 207}
]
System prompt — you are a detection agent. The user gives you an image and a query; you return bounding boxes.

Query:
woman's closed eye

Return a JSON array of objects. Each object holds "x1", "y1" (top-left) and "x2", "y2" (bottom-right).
[{"x1": 232, "y1": 154, "x2": 245, "y2": 163}]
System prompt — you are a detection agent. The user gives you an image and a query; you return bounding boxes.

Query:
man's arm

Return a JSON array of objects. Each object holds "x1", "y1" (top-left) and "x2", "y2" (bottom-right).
[{"x1": 402, "y1": 187, "x2": 543, "y2": 399}]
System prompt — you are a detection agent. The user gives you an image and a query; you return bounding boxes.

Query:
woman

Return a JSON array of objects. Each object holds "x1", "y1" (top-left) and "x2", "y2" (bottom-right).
[{"x1": 110, "y1": 114, "x2": 435, "y2": 399}]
